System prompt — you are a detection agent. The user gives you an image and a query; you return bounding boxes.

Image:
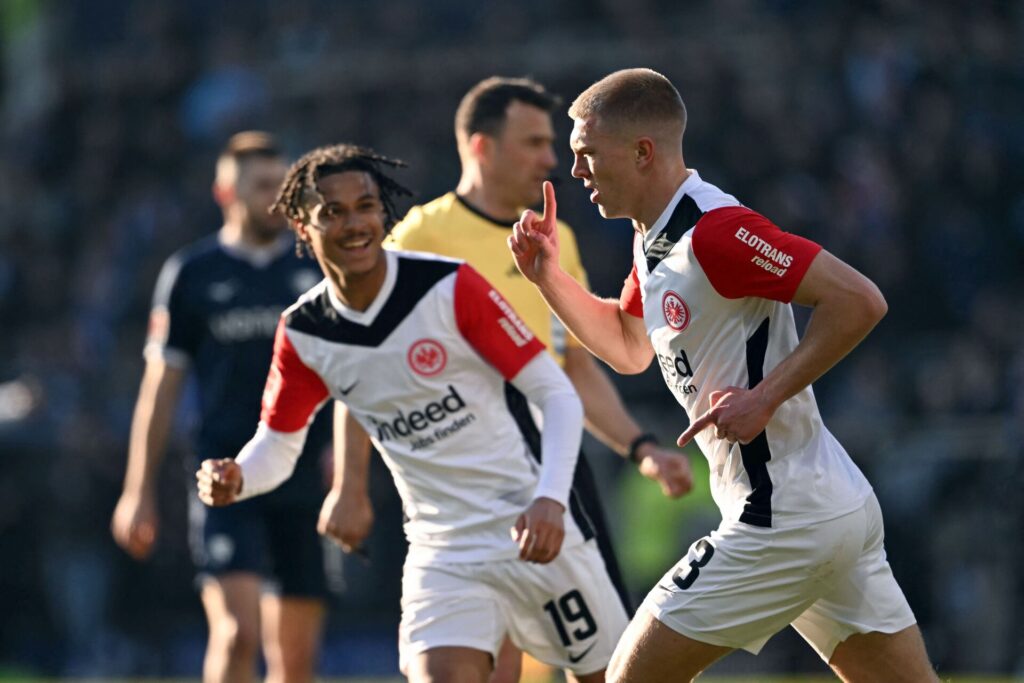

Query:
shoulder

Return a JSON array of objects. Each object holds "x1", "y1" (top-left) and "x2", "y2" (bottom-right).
[
  {"x1": 167, "y1": 234, "x2": 223, "y2": 272},
  {"x1": 154, "y1": 234, "x2": 223, "y2": 297},
  {"x1": 282, "y1": 280, "x2": 332, "y2": 330},
  {"x1": 394, "y1": 250, "x2": 464, "y2": 285},
  {"x1": 687, "y1": 172, "x2": 743, "y2": 213},
  {"x1": 693, "y1": 206, "x2": 786, "y2": 247},
  {"x1": 390, "y1": 194, "x2": 456, "y2": 242},
  {"x1": 692, "y1": 206, "x2": 822, "y2": 301}
]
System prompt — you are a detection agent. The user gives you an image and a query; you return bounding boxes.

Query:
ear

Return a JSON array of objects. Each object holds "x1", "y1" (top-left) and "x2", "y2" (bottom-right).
[
  {"x1": 469, "y1": 132, "x2": 493, "y2": 164},
  {"x1": 212, "y1": 181, "x2": 235, "y2": 207},
  {"x1": 635, "y1": 137, "x2": 655, "y2": 169},
  {"x1": 293, "y1": 219, "x2": 312, "y2": 243}
]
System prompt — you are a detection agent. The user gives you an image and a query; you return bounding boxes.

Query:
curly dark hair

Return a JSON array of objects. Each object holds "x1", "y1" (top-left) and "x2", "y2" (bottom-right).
[{"x1": 270, "y1": 143, "x2": 413, "y2": 256}]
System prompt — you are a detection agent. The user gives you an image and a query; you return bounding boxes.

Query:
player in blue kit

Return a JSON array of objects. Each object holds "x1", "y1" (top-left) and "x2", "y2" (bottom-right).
[{"x1": 112, "y1": 132, "x2": 331, "y2": 683}]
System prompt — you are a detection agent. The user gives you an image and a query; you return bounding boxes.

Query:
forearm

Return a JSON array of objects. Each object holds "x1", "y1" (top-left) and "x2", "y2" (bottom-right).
[
  {"x1": 511, "y1": 354, "x2": 583, "y2": 509},
  {"x1": 333, "y1": 402, "x2": 372, "y2": 496},
  {"x1": 235, "y1": 423, "x2": 307, "y2": 500},
  {"x1": 756, "y1": 296, "x2": 884, "y2": 412},
  {"x1": 537, "y1": 270, "x2": 651, "y2": 374},
  {"x1": 564, "y1": 347, "x2": 644, "y2": 456},
  {"x1": 123, "y1": 364, "x2": 182, "y2": 495}
]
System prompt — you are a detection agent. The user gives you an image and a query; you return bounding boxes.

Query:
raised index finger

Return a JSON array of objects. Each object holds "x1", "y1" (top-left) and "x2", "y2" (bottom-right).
[{"x1": 541, "y1": 180, "x2": 557, "y2": 226}]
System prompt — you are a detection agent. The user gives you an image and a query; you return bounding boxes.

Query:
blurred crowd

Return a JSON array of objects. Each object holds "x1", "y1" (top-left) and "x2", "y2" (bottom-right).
[{"x1": 1, "y1": 0, "x2": 1022, "y2": 677}]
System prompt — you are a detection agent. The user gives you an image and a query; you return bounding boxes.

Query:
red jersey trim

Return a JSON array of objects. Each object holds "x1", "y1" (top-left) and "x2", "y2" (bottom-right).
[
  {"x1": 261, "y1": 320, "x2": 330, "y2": 432},
  {"x1": 619, "y1": 264, "x2": 644, "y2": 318},
  {"x1": 453, "y1": 263, "x2": 545, "y2": 379},
  {"x1": 692, "y1": 207, "x2": 822, "y2": 302}
]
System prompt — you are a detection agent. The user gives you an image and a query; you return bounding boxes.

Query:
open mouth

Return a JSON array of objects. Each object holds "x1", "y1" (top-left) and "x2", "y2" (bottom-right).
[{"x1": 340, "y1": 237, "x2": 373, "y2": 250}]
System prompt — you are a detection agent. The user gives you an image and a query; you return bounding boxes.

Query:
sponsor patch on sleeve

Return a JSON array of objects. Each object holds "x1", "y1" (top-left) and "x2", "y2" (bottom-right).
[
  {"x1": 453, "y1": 264, "x2": 545, "y2": 379},
  {"x1": 692, "y1": 207, "x2": 822, "y2": 302}
]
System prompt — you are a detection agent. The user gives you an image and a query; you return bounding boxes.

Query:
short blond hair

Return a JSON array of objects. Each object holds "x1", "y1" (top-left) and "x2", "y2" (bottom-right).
[{"x1": 569, "y1": 68, "x2": 686, "y2": 135}]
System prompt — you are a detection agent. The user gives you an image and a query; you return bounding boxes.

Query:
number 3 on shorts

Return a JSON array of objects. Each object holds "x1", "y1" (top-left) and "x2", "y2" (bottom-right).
[{"x1": 672, "y1": 538, "x2": 715, "y2": 590}]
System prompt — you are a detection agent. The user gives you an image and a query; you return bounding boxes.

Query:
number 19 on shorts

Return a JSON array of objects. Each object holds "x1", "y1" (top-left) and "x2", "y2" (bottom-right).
[{"x1": 543, "y1": 589, "x2": 598, "y2": 645}]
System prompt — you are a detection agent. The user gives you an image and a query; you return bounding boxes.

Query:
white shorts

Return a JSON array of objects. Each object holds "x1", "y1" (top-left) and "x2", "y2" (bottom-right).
[
  {"x1": 642, "y1": 492, "x2": 916, "y2": 661},
  {"x1": 398, "y1": 540, "x2": 629, "y2": 675}
]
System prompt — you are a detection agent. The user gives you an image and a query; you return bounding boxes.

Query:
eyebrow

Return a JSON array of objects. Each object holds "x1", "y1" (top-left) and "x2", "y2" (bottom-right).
[{"x1": 323, "y1": 193, "x2": 379, "y2": 205}]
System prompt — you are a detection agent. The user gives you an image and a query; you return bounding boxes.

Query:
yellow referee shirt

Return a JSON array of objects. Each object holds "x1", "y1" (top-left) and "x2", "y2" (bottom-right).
[{"x1": 387, "y1": 192, "x2": 589, "y2": 367}]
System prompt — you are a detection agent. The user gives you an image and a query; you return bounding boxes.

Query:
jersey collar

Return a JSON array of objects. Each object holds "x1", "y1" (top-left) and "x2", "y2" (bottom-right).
[
  {"x1": 642, "y1": 169, "x2": 702, "y2": 253},
  {"x1": 218, "y1": 230, "x2": 293, "y2": 268},
  {"x1": 454, "y1": 193, "x2": 518, "y2": 228},
  {"x1": 326, "y1": 249, "x2": 399, "y2": 325}
]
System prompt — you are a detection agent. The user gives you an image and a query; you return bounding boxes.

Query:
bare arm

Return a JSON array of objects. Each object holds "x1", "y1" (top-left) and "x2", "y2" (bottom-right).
[
  {"x1": 760, "y1": 250, "x2": 887, "y2": 407},
  {"x1": 111, "y1": 359, "x2": 186, "y2": 559},
  {"x1": 564, "y1": 345, "x2": 692, "y2": 498},
  {"x1": 539, "y1": 270, "x2": 654, "y2": 374},
  {"x1": 678, "y1": 250, "x2": 887, "y2": 446},
  {"x1": 564, "y1": 344, "x2": 642, "y2": 449},
  {"x1": 318, "y1": 402, "x2": 374, "y2": 553},
  {"x1": 509, "y1": 181, "x2": 653, "y2": 374}
]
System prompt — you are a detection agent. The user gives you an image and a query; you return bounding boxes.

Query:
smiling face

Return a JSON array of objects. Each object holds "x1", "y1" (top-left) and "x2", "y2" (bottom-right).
[
  {"x1": 299, "y1": 170, "x2": 388, "y2": 285},
  {"x1": 569, "y1": 115, "x2": 641, "y2": 220}
]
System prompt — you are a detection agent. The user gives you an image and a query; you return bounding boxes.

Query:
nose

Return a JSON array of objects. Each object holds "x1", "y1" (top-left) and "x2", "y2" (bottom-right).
[
  {"x1": 571, "y1": 154, "x2": 588, "y2": 180},
  {"x1": 542, "y1": 145, "x2": 557, "y2": 170}
]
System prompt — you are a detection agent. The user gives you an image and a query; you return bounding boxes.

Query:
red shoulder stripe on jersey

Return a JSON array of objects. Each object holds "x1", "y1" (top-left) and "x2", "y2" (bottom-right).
[
  {"x1": 692, "y1": 206, "x2": 822, "y2": 302},
  {"x1": 619, "y1": 263, "x2": 644, "y2": 318},
  {"x1": 453, "y1": 263, "x2": 545, "y2": 379},
  {"x1": 260, "y1": 320, "x2": 330, "y2": 432}
]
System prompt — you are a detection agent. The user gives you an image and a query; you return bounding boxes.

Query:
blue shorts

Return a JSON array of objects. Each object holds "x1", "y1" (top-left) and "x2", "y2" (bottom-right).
[{"x1": 188, "y1": 491, "x2": 329, "y2": 599}]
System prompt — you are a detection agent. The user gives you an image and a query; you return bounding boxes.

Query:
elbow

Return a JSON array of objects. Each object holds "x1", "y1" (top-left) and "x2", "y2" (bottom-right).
[
  {"x1": 864, "y1": 282, "x2": 888, "y2": 327},
  {"x1": 568, "y1": 392, "x2": 584, "y2": 422},
  {"x1": 609, "y1": 354, "x2": 652, "y2": 375}
]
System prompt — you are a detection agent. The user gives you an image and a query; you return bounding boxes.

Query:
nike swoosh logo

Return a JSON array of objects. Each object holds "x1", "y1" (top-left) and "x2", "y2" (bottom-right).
[
  {"x1": 567, "y1": 642, "x2": 596, "y2": 664},
  {"x1": 339, "y1": 381, "x2": 359, "y2": 396}
]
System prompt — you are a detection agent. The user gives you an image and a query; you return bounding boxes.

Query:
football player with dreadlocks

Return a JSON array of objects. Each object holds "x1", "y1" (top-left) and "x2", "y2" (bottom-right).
[{"x1": 197, "y1": 143, "x2": 629, "y2": 683}]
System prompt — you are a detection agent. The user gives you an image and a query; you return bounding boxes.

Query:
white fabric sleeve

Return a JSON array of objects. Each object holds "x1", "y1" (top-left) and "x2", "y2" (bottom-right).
[
  {"x1": 234, "y1": 422, "x2": 309, "y2": 500},
  {"x1": 509, "y1": 353, "x2": 583, "y2": 509}
]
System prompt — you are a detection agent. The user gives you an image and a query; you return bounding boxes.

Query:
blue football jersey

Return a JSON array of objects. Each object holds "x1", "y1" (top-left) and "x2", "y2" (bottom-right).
[{"x1": 146, "y1": 233, "x2": 330, "y2": 500}]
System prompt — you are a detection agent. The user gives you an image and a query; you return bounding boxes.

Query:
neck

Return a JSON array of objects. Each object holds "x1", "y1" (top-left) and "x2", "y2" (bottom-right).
[
  {"x1": 633, "y1": 164, "x2": 691, "y2": 235},
  {"x1": 327, "y1": 253, "x2": 388, "y2": 312},
  {"x1": 455, "y1": 172, "x2": 520, "y2": 223}
]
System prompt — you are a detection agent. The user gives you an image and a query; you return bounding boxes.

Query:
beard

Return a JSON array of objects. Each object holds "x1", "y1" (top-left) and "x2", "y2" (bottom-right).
[{"x1": 246, "y1": 213, "x2": 287, "y2": 244}]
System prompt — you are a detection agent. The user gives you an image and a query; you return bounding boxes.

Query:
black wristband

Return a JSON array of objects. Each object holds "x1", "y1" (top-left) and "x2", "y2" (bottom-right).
[{"x1": 628, "y1": 433, "x2": 659, "y2": 463}]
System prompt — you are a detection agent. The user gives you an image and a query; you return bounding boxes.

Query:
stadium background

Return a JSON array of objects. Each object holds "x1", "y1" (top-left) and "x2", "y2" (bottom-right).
[{"x1": 0, "y1": 0, "x2": 1022, "y2": 679}]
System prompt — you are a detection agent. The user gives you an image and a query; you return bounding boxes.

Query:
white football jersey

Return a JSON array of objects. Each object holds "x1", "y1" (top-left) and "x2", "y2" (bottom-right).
[
  {"x1": 620, "y1": 171, "x2": 871, "y2": 529},
  {"x1": 261, "y1": 250, "x2": 592, "y2": 563}
]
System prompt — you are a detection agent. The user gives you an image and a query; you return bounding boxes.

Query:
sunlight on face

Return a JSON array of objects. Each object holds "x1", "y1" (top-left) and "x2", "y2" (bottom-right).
[
  {"x1": 569, "y1": 116, "x2": 637, "y2": 219},
  {"x1": 302, "y1": 170, "x2": 388, "y2": 279}
]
